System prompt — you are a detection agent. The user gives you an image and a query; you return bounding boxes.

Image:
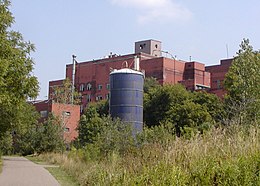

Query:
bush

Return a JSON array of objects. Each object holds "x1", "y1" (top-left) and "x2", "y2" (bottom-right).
[
  {"x1": 0, "y1": 132, "x2": 13, "y2": 155},
  {"x1": 12, "y1": 115, "x2": 65, "y2": 155},
  {"x1": 32, "y1": 116, "x2": 65, "y2": 154}
]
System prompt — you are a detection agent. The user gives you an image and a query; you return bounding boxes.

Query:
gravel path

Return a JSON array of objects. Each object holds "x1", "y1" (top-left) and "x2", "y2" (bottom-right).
[{"x1": 0, "y1": 156, "x2": 60, "y2": 186}]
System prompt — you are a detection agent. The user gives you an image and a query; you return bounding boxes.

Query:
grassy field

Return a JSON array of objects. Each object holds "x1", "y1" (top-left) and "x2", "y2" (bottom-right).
[{"x1": 38, "y1": 125, "x2": 260, "y2": 185}]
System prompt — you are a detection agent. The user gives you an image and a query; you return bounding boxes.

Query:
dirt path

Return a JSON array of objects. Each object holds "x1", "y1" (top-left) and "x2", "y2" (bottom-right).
[{"x1": 0, "y1": 156, "x2": 60, "y2": 186}]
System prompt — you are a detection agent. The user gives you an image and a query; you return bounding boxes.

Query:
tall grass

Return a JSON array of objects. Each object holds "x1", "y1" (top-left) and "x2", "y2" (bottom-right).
[{"x1": 39, "y1": 124, "x2": 260, "y2": 185}]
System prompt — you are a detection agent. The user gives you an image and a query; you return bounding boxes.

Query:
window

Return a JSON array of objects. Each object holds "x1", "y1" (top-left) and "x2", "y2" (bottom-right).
[
  {"x1": 155, "y1": 44, "x2": 158, "y2": 48},
  {"x1": 217, "y1": 80, "x2": 222, "y2": 89},
  {"x1": 86, "y1": 94, "x2": 91, "y2": 102},
  {"x1": 79, "y1": 84, "x2": 85, "y2": 91},
  {"x1": 40, "y1": 110, "x2": 48, "y2": 118},
  {"x1": 63, "y1": 111, "x2": 71, "y2": 116},
  {"x1": 64, "y1": 128, "x2": 70, "y2": 132},
  {"x1": 96, "y1": 95, "x2": 103, "y2": 101},
  {"x1": 80, "y1": 105, "x2": 84, "y2": 113},
  {"x1": 106, "y1": 84, "x2": 110, "y2": 90},
  {"x1": 86, "y1": 83, "x2": 92, "y2": 90},
  {"x1": 106, "y1": 94, "x2": 109, "y2": 100},
  {"x1": 139, "y1": 43, "x2": 146, "y2": 49},
  {"x1": 98, "y1": 84, "x2": 102, "y2": 90}
]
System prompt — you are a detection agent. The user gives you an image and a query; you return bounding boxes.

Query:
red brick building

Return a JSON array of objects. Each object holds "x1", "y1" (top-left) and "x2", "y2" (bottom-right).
[
  {"x1": 49, "y1": 40, "x2": 232, "y2": 111},
  {"x1": 32, "y1": 100, "x2": 80, "y2": 142},
  {"x1": 205, "y1": 58, "x2": 233, "y2": 98},
  {"x1": 49, "y1": 39, "x2": 215, "y2": 112}
]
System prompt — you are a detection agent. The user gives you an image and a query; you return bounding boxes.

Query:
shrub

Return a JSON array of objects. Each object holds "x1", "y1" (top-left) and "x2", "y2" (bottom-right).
[{"x1": 0, "y1": 132, "x2": 13, "y2": 155}]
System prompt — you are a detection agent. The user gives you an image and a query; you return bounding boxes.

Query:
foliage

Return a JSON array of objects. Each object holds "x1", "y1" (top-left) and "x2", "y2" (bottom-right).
[
  {"x1": 0, "y1": 0, "x2": 39, "y2": 136},
  {"x1": 0, "y1": 117, "x2": 66, "y2": 155},
  {"x1": 224, "y1": 38, "x2": 260, "y2": 124},
  {"x1": 12, "y1": 101, "x2": 40, "y2": 149},
  {"x1": 144, "y1": 77, "x2": 160, "y2": 93},
  {"x1": 94, "y1": 116, "x2": 135, "y2": 156},
  {"x1": 77, "y1": 105, "x2": 103, "y2": 146},
  {"x1": 144, "y1": 84, "x2": 223, "y2": 136},
  {"x1": 192, "y1": 91, "x2": 224, "y2": 123},
  {"x1": 31, "y1": 115, "x2": 65, "y2": 154},
  {"x1": 93, "y1": 100, "x2": 109, "y2": 117},
  {"x1": 0, "y1": 131, "x2": 13, "y2": 155},
  {"x1": 77, "y1": 109, "x2": 135, "y2": 156},
  {"x1": 50, "y1": 78, "x2": 81, "y2": 105},
  {"x1": 38, "y1": 124, "x2": 260, "y2": 186},
  {"x1": 144, "y1": 84, "x2": 190, "y2": 127},
  {"x1": 0, "y1": 101, "x2": 40, "y2": 155},
  {"x1": 138, "y1": 122, "x2": 176, "y2": 145},
  {"x1": 167, "y1": 100, "x2": 213, "y2": 136}
]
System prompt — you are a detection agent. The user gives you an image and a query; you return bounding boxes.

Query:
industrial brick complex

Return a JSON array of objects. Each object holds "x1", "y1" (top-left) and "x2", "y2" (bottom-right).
[
  {"x1": 33, "y1": 39, "x2": 233, "y2": 141},
  {"x1": 49, "y1": 39, "x2": 232, "y2": 111}
]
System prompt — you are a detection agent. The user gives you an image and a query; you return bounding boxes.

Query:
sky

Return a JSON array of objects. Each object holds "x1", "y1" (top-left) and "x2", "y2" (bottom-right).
[{"x1": 10, "y1": 0, "x2": 260, "y2": 100}]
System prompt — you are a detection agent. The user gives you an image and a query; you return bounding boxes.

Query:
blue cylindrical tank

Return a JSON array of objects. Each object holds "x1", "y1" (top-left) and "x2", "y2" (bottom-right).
[{"x1": 109, "y1": 68, "x2": 144, "y2": 133}]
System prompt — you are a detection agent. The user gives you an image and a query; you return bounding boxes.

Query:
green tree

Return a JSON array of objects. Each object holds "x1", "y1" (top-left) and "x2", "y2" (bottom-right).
[
  {"x1": 167, "y1": 100, "x2": 213, "y2": 136},
  {"x1": 192, "y1": 91, "x2": 224, "y2": 123},
  {"x1": 0, "y1": 0, "x2": 39, "y2": 137},
  {"x1": 17, "y1": 114, "x2": 65, "y2": 155},
  {"x1": 94, "y1": 100, "x2": 109, "y2": 117},
  {"x1": 33, "y1": 115, "x2": 65, "y2": 154},
  {"x1": 144, "y1": 84, "x2": 220, "y2": 136},
  {"x1": 224, "y1": 39, "x2": 260, "y2": 124},
  {"x1": 144, "y1": 84, "x2": 191, "y2": 127},
  {"x1": 77, "y1": 105, "x2": 103, "y2": 146},
  {"x1": 144, "y1": 77, "x2": 160, "y2": 93},
  {"x1": 50, "y1": 78, "x2": 81, "y2": 105},
  {"x1": 11, "y1": 102, "x2": 39, "y2": 154}
]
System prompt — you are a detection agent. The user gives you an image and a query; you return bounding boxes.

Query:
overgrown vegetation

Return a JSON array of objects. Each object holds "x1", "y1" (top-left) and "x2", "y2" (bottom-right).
[
  {"x1": 39, "y1": 124, "x2": 260, "y2": 185},
  {"x1": 0, "y1": 113, "x2": 65, "y2": 155},
  {"x1": 144, "y1": 83, "x2": 224, "y2": 136}
]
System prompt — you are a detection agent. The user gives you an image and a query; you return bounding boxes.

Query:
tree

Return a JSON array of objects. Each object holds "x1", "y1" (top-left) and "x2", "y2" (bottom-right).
[
  {"x1": 50, "y1": 78, "x2": 81, "y2": 105},
  {"x1": 94, "y1": 100, "x2": 109, "y2": 117},
  {"x1": 192, "y1": 91, "x2": 224, "y2": 123},
  {"x1": 77, "y1": 105, "x2": 103, "y2": 146},
  {"x1": 14, "y1": 114, "x2": 65, "y2": 155},
  {"x1": 11, "y1": 101, "x2": 39, "y2": 154},
  {"x1": 144, "y1": 77, "x2": 160, "y2": 93},
  {"x1": 144, "y1": 84, "x2": 190, "y2": 127},
  {"x1": 144, "y1": 84, "x2": 222, "y2": 136},
  {"x1": 224, "y1": 39, "x2": 260, "y2": 124},
  {"x1": 32, "y1": 115, "x2": 65, "y2": 154},
  {"x1": 167, "y1": 100, "x2": 213, "y2": 136},
  {"x1": 0, "y1": 0, "x2": 39, "y2": 137}
]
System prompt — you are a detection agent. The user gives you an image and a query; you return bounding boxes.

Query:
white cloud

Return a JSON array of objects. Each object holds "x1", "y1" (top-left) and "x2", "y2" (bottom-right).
[{"x1": 109, "y1": 0, "x2": 192, "y2": 24}]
